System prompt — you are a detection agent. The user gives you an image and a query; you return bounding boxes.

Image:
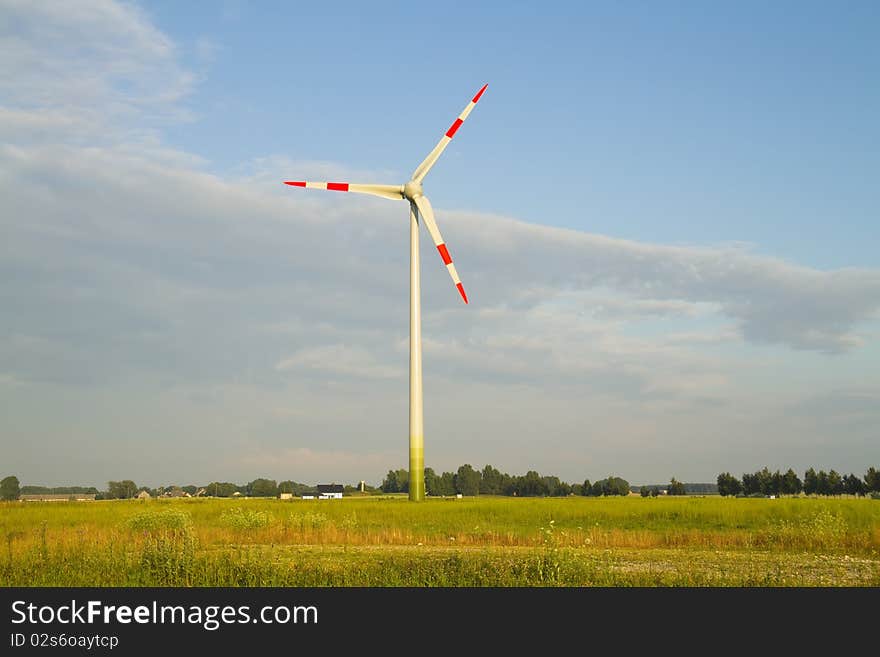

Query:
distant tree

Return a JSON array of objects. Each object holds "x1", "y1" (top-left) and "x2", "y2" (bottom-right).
[
  {"x1": 438, "y1": 472, "x2": 456, "y2": 496},
  {"x1": 248, "y1": 478, "x2": 278, "y2": 497},
  {"x1": 523, "y1": 471, "x2": 550, "y2": 496},
  {"x1": 278, "y1": 481, "x2": 313, "y2": 496},
  {"x1": 454, "y1": 464, "x2": 481, "y2": 496},
  {"x1": 107, "y1": 480, "x2": 138, "y2": 499},
  {"x1": 843, "y1": 473, "x2": 866, "y2": 496},
  {"x1": 827, "y1": 470, "x2": 844, "y2": 496},
  {"x1": 21, "y1": 485, "x2": 99, "y2": 495},
  {"x1": 865, "y1": 467, "x2": 880, "y2": 493},
  {"x1": 769, "y1": 470, "x2": 783, "y2": 496},
  {"x1": 592, "y1": 476, "x2": 630, "y2": 497},
  {"x1": 781, "y1": 469, "x2": 802, "y2": 495},
  {"x1": 610, "y1": 477, "x2": 630, "y2": 496},
  {"x1": 542, "y1": 476, "x2": 563, "y2": 497},
  {"x1": 0, "y1": 476, "x2": 20, "y2": 501},
  {"x1": 741, "y1": 472, "x2": 760, "y2": 496},
  {"x1": 206, "y1": 482, "x2": 237, "y2": 497},
  {"x1": 640, "y1": 487, "x2": 650, "y2": 498},
  {"x1": 667, "y1": 478, "x2": 687, "y2": 496},
  {"x1": 717, "y1": 472, "x2": 742, "y2": 497},
  {"x1": 381, "y1": 470, "x2": 401, "y2": 493},
  {"x1": 816, "y1": 470, "x2": 830, "y2": 495},
  {"x1": 181, "y1": 485, "x2": 197, "y2": 496},
  {"x1": 755, "y1": 468, "x2": 774, "y2": 496},
  {"x1": 581, "y1": 479, "x2": 592, "y2": 497},
  {"x1": 424, "y1": 468, "x2": 439, "y2": 496},
  {"x1": 381, "y1": 469, "x2": 410, "y2": 494},
  {"x1": 803, "y1": 468, "x2": 818, "y2": 495},
  {"x1": 396, "y1": 469, "x2": 409, "y2": 494},
  {"x1": 479, "y1": 465, "x2": 504, "y2": 495}
]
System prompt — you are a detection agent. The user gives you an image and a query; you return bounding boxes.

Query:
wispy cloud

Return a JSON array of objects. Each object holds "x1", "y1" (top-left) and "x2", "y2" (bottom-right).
[
  {"x1": 276, "y1": 344, "x2": 403, "y2": 379},
  {"x1": 0, "y1": 0, "x2": 194, "y2": 142}
]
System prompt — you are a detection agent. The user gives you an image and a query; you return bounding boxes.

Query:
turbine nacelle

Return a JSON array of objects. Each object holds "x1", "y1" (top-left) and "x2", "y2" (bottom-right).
[{"x1": 403, "y1": 180, "x2": 424, "y2": 201}]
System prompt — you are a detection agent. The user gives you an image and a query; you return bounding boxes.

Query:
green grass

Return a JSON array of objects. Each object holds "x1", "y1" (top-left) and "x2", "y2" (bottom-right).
[{"x1": 1, "y1": 496, "x2": 878, "y2": 586}]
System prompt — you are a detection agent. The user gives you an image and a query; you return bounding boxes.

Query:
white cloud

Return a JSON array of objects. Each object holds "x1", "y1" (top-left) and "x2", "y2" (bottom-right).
[
  {"x1": 276, "y1": 344, "x2": 403, "y2": 379},
  {"x1": 235, "y1": 447, "x2": 396, "y2": 483},
  {"x1": 0, "y1": 0, "x2": 194, "y2": 142},
  {"x1": 447, "y1": 210, "x2": 880, "y2": 353}
]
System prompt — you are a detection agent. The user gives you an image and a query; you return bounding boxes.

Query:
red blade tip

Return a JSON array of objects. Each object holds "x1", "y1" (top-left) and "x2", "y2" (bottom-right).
[
  {"x1": 284, "y1": 181, "x2": 306, "y2": 187},
  {"x1": 472, "y1": 83, "x2": 488, "y2": 103},
  {"x1": 456, "y1": 283, "x2": 468, "y2": 304}
]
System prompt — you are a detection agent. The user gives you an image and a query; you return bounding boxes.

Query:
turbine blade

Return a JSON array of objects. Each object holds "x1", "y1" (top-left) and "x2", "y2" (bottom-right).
[
  {"x1": 413, "y1": 195, "x2": 468, "y2": 304},
  {"x1": 411, "y1": 83, "x2": 488, "y2": 184},
  {"x1": 283, "y1": 181, "x2": 404, "y2": 201}
]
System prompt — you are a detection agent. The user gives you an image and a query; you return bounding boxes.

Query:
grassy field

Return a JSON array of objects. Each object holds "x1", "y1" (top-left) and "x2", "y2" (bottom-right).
[{"x1": 1, "y1": 495, "x2": 878, "y2": 586}]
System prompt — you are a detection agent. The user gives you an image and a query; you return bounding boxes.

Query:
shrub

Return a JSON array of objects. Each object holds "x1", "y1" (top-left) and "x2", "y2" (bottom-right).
[
  {"x1": 220, "y1": 508, "x2": 271, "y2": 531},
  {"x1": 763, "y1": 510, "x2": 848, "y2": 549},
  {"x1": 339, "y1": 513, "x2": 358, "y2": 531},
  {"x1": 126, "y1": 509, "x2": 192, "y2": 534},
  {"x1": 286, "y1": 512, "x2": 329, "y2": 531},
  {"x1": 127, "y1": 510, "x2": 197, "y2": 585}
]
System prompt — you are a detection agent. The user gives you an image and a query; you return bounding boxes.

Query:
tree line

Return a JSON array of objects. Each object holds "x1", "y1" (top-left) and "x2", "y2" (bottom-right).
[
  {"x1": 381, "y1": 465, "x2": 633, "y2": 497},
  {"x1": 0, "y1": 477, "x2": 352, "y2": 501},
  {"x1": 717, "y1": 467, "x2": 880, "y2": 497},
  {"x1": 3, "y1": 465, "x2": 877, "y2": 502},
  {"x1": 122, "y1": 479, "x2": 350, "y2": 499}
]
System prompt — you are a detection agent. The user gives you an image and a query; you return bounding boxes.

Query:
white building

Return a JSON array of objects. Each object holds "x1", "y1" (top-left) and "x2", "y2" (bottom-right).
[{"x1": 317, "y1": 484, "x2": 343, "y2": 499}]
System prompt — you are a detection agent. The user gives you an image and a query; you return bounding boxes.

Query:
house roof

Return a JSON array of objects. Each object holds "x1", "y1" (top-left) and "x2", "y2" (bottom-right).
[{"x1": 20, "y1": 494, "x2": 96, "y2": 501}]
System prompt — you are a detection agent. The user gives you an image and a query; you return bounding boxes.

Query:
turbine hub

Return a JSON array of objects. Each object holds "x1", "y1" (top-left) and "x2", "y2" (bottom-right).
[{"x1": 403, "y1": 180, "x2": 423, "y2": 201}]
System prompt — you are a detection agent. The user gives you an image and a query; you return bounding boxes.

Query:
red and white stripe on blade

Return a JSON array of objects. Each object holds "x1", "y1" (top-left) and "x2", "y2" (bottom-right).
[
  {"x1": 283, "y1": 181, "x2": 404, "y2": 201},
  {"x1": 411, "y1": 83, "x2": 488, "y2": 184},
  {"x1": 412, "y1": 195, "x2": 468, "y2": 304}
]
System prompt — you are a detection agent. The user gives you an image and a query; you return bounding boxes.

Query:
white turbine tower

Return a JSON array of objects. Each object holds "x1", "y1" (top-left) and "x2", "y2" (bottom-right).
[{"x1": 283, "y1": 83, "x2": 488, "y2": 501}]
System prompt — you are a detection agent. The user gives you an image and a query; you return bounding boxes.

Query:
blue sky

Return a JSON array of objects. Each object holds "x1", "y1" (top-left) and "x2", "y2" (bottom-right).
[
  {"x1": 1, "y1": 0, "x2": 878, "y2": 488},
  {"x1": 149, "y1": 0, "x2": 880, "y2": 267}
]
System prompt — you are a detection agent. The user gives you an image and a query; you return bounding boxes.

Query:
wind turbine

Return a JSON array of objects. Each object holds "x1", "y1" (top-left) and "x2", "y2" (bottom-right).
[{"x1": 283, "y1": 83, "x2": 488, "y2": 501}]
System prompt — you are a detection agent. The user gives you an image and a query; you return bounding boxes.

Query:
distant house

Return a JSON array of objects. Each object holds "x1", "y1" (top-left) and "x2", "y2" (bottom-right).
[
  {"x1": 279, "y1": 492, "x2": 293, "y2": 500},
  {"x1": 301, "y1": 495, "x2": 315, "y2": 500},
  {"x1": 136, "y1": 490, "x2": 151, "y2": 500},
  {"x1": 20, "y1": 494, "x2": 96, "y2": 502},
  {"x1": 194, "y1": 488, "x2": 207, "y2": 497},
  {"x1": 162, "y1": 488, "x2": 189, "y2": 498},
  {"x1": 316, "y1": 484, "x2": 344, "y2": 499}
]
